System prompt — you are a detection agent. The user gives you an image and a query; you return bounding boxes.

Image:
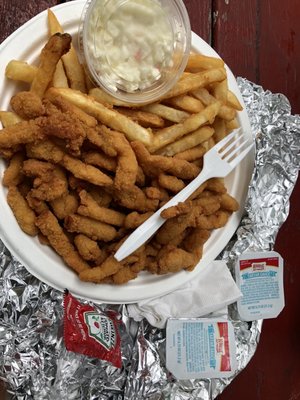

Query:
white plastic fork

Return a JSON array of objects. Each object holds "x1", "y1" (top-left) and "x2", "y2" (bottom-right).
[{"x1": 115, "y1": 128, "x2": 254, "y2": 261}]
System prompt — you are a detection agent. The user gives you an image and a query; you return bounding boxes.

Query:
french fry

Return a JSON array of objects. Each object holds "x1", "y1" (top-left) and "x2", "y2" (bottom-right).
[
  {"x1": 155, "y1": 126, "x2": 214, "y2": 156},
  {"x1": 62, "y1": 48, "x2": 87, "y2": 93},
  {"x1": 150, "y1": 102, "x2": 220, "y2": 152},
  {"x1": 225, "y1": 117, "x2": 239, "y2": 133},
  {"x1": 46, "y1": 87, "x2": 153, "y2": 146},
  {"x1": 141, "y1": 103, "x2": 189, "y2": 123},
  {"x1": 185, "y1": 54, "x2": 225, "y2": 71},
  {"x1": 84, "y1": 68, "x2": 96, "y2": 91},
  {"x1": 212, "y1": 117, "x2": 226, "y2": 143},
  {"x1": 159, "y1": 68, "x2": 227, "y2": 100},
  {"x1": 0, "y1": 111, "x2": 23, "y2": 127},
  {"x1": 89, "y1": 87, "x2": 140, "y2": 107},
  {"x1": 47, "y1": 9, "x2": 86, "y2": 93},
  {"x1": 31, "y1": 33, "x2": 71, "y2": 98},
  {"x1": 5, "y1": 60, "x2": 38, "y2": 83},
  {"x1": 166, "y1": 94, "x2": 205, "y2": 113},
  {"x1": 116, "y1": 107, "x2": 165, "y2": 128},
  {"x1": 210, "y1": 79, "x2": 228, "y2": 103},
  {"x1": 47, "y1": 8, "x2": 63, "y2": 34},
  {"x1": 227, "y1": 90, "x2": 243, "y2": 111},
  {"x1": 192, "y1": 87, "x2": 236, "y2": 121},
  {"x1": 52, "y1": 60, "x2": 68, "y2": 88}
]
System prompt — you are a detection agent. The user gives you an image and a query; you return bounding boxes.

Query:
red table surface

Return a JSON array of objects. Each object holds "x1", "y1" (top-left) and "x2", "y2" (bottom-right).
[{"x1": 0, "y1": 1, "x2": 299, "y2": 399}]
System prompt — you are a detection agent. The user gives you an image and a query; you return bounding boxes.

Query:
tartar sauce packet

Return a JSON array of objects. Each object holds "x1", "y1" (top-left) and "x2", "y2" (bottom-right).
[
  {"x1": 235, "y1": 251, "x2": 285, "y2": 321},
  {"x1": 166, "y1": 318, "x2": 237, "y2": 379}
]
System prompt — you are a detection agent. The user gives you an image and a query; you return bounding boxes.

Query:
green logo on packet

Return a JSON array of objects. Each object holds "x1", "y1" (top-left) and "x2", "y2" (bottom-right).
[{"x1": 83, "y1": 311, "x2": 116, "y2": 350}]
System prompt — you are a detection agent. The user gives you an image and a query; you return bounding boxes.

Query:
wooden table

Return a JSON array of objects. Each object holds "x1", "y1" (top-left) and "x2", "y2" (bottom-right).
[{"x1": 0, "y1": 1, "x2": 299, "y2": 399}]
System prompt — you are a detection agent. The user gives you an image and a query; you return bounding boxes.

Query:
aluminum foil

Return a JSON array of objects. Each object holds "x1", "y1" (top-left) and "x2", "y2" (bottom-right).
[{"x1": 0, "y1": 78, "x2": 299, "y2": 399}]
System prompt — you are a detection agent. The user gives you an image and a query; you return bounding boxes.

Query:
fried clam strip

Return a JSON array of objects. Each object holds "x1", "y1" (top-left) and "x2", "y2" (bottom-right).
[
  {"x1": 2, "y1": 152, "x2": 25, "y2": 187},
  {"x1": 50, "y1": 192, "x2": 79, "y2": 220},
  {"x1": 156, "y1": 245, "x2": 198, "y2": 274},
  {"x1": 35, "y1": 210, "x2": 89, "y2": 273},
  {"x1": 123, "y1": 211, "x2": 154, "y2": 229},
  {"x1": 74, "y1": 234, "x2": 103, "y2": 263},
  {"x1": 158, "y1": 174, "x2": 185, "y2": 193},
  {"x1": 131, "y1": 141, "x2": 200, "y2": 180},
  {"x1": 100, "y1": 126, "x2": 138, "y2": 190},
  {"x1": 7, "y1": 186, "x2": 38, "y2": 236},
  {"x1": 90, "y1": 125, "x2": 145, "y2": 185},
  {"x1": 10, "y1": 91, "x2": 45, "y2": 119},
  {"x1": 157, "y1": 195, "x2": 222, "y2": 245},
  {"x1": 112, "y1": 185, "x2": 159, "y2": 212},
  {"x1": 156, "y1": 206, "x2": 203, "y2": 245},
  {"x1": 112, "y1": 252, "x2": 147, "y2": 285},
  {"x1": 220, "y1": 193, "x2": 239, "y2": 211},
  {"x1": 26, "y1": 192, "x2": 49, "y2": 215},
  {"x1": 46, "y1": 87, "x2": 153, "y2": 146},
  {"x1": 78, "y1": 190, "x2": 125, "y2": 227},
  {"x1": 26, "y1": 139, "x2": 64, "y2": 163},
  {"x1": 0, "y1": 119, "x2": 45, "y2": 150},
  {"x1": 161, "y1": 195, "x2": 221, "y2": 221},
  {"x1": 41, "y1": 106, "x2": 87, "y2": 156},
  {"x1": 61, "y1": 154, "x2": 113, "y2": 187},
  {"x1": 45, "y1": 93, "x2": 97, "y2": 128},
  {"x1": 182, "y1": 229, "x2": 211, "y2": 271},
  {"x1": 22, "y1": 159, "x2": 68, "y2": 201},
  {"x1": 31, "y1": 33, "x2": 72, "y2": 98},
  {"x1": 183, "y1": 229, "x2": 211, "y2": 254},
  {"x1": 82, "y1": 151, "x2": 117, "y2": 172},
  {"x1": 160, "y1": 202, "x2": 192, "y2": 219},
  {"x1": 79, "y1": 245, "x2": 145, "y2": 283},
  {"x1": 64, "y1": 214, "x2": 117, "y2": 242},
  {"x1": 86, "y1": 125, "x2": 117, "y2": 157},
  {"x1": 150, "y1": 104, "x2": 219, "y2": 153},
  {"x1": 174, "y1": 144, "x2": 207, "y2": 162}
]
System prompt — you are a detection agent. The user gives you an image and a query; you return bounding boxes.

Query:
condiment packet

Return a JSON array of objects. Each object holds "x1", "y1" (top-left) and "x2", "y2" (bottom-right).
[
  {"x1": 235, "y1": 251, "x2": 285, "y2": 321},
  {"x1": 166, "y1": 318, "x2": 237, "y2": 379},
  {"x1": 63, "y1": 291, "x2": 122, "y2": 368}
]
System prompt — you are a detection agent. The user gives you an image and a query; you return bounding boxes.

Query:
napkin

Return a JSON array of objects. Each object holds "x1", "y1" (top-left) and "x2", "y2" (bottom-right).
[{"x1": 127, "y1": 260, "x2": 242, "y2": 328}]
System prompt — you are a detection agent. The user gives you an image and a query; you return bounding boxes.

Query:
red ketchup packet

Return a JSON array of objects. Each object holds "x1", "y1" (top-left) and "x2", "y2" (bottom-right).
[{"x1": 63, "y1": 291, "x2": 122, "y2": 368}]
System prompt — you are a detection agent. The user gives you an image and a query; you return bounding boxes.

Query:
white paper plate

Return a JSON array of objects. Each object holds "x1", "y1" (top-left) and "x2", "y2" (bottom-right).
[{"x1": 0, "y1": 0, "x2": 254, "y2": 304}]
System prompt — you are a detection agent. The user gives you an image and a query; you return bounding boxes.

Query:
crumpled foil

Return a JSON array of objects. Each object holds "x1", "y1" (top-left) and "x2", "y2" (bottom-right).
[{"x1": 0, "y1": 78, "x2": 299, "y2": 399}]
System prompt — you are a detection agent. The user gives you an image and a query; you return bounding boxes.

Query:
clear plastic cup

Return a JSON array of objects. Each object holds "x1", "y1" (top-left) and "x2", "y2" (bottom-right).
[{"x1": 79, "y1": 0, "x2": 191, "y2": 104}]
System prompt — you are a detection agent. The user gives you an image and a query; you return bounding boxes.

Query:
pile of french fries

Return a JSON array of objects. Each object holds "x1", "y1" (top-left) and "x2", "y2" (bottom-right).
[{"x1": 0, "y1": 10, "x2": 242, "y2": 285}]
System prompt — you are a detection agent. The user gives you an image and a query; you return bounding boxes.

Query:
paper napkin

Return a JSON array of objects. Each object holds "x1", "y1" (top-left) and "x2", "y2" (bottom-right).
[{"x1": 127, "y1": 260, "x2": 242, "y2": 328}]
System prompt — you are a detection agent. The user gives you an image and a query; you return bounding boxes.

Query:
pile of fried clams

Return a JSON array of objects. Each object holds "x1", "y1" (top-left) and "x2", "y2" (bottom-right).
[{"x1": 0, "y1": 33, "x2": 239, "y2": 285}]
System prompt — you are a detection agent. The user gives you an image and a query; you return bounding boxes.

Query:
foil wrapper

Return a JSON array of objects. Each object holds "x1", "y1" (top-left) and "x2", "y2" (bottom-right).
[{"x1": 0, "y1": 79, "x2": 299, "y2": 399}]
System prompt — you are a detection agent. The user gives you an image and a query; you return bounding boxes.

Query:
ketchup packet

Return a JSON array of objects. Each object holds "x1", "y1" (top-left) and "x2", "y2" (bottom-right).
[{"x1": 63, "y1": 291, "x2": 122, "y2": 368}]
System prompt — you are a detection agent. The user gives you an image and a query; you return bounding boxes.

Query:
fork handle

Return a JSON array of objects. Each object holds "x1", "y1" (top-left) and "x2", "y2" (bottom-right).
[{"x1": 114, "y1": 166, "x2": 214, "y2": 261}]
